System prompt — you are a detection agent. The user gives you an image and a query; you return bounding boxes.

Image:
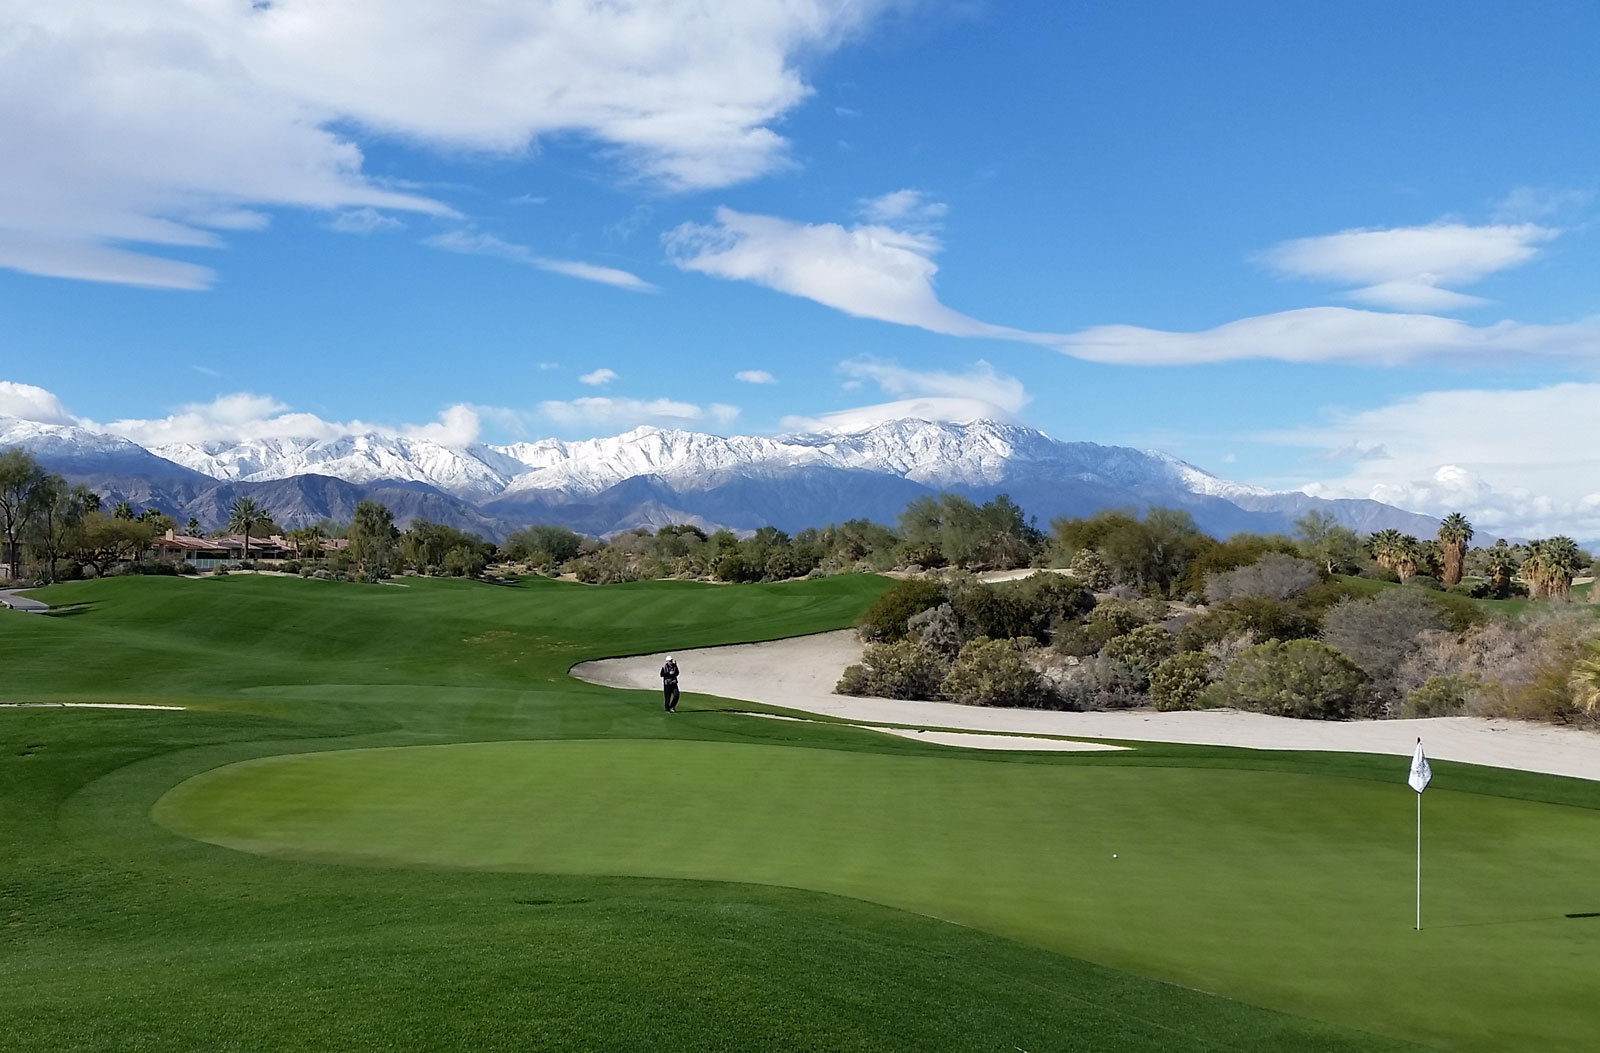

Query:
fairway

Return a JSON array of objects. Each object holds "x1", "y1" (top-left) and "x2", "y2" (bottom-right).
[
  {"x1": 157, "y1": 738, "x2": 1600, "y2": 1052},
  {"x1": 5, "y1": 574, "x2": 1599, "y2": 1051}
]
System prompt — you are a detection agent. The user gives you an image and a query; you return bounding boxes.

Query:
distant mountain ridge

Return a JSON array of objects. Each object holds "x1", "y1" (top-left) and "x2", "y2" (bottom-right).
[{"x1": 0, "y1": 415, "x2": 1439, "y2": 542}]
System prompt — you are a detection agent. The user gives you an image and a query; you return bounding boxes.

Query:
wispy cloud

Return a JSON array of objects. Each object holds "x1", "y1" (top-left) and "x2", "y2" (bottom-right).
[
  {"x1": 857, "y1": 189, "x2": 947, "y2": 231},
  {"x1": 579, "y1": 368, "x2": 618, "y2": 386},
  {"x1": 1491, "y1": 186, "x2": 1593, "y2": 223},
  {"x1": 666, "y1": 207, "x2": 1044, "y2": 340},
  {"x1": 735, "y1": 369, "x2": 777, "y2": 384},
  {"x1": 423, "y1": 230, "x2": 656, "y2": 291},
  {"x1": 539, "y1": 396, "x2": 739, "y2": 431},
  {"x1": 329, "y1": 208, "x2": 404, "y2": 235},
  {"x1": 1258, "y1": 222, "x2": 1557, "y2": 312},
  {"x1": 781, "y1": 359, "x2": 1029, "y2": 433}
]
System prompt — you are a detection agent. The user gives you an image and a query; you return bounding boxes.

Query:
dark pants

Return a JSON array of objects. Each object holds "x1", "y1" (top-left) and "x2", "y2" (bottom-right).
[{"x1": 663, "y1": 682, "x2": 679, "y2": 711}]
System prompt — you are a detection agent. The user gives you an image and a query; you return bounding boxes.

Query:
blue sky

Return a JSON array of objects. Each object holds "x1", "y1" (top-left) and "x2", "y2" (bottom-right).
[{"x1": 2, "y1": 1, "x2": 1598, "y2": 537}]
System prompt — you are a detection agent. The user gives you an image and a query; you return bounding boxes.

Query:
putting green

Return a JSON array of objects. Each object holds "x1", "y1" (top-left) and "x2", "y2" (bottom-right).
[{"x1": 157, "y1": 739, "x2": 1600, "y2": 1051}]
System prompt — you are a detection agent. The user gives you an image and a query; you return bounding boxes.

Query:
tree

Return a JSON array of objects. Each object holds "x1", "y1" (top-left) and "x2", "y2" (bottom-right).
[
  {"x1": 185, "y1": 517, "x2": 201, "y2": 537},
  {"x1": 347, "y1": 500, "x2": 398, "y2": 573},
  {"x1": 1294, "y1": 511, "x2": 1363, "y2": 575},
  {"x1": 501, "y1": 524, "x2": 585, "y2": 566},
  {"x1": 1483, "y1": 539, "x2": 1519, "y2": 598},
  {"x1": 1366, "y1": 529, "x2": 1405, "y2": 573},
  {"x1": 0, "y1": 447, "x2": 47, "y2": 581},
  {"x1": 227, "y1": 497, "x2": 271, "y2": 567},
  {"x1": 1437, "y1": 513, "x2": 1474, "y2": 586},
  {"x1": 112, "y1": 501, "x2": 135, "y2": 520},
  {"x1": 25, "y1": 478, "x2": 97, "y2": 582}
]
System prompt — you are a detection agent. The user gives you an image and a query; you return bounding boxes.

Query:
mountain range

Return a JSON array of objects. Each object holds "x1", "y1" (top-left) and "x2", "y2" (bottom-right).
[{"x1": 0, "y1": 415, "x2": 1439, "y2": 542}]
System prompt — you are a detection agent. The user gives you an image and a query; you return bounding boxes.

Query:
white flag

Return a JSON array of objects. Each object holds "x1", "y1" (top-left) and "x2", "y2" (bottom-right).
[{"x1": 1408, "y1": 739, "x2": 1432, "y2": 794}]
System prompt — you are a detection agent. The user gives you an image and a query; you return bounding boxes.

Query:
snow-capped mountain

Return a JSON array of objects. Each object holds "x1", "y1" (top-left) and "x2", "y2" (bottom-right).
[{"x1": 0, "y1": 414, "x2": 1438, "y2": 541}]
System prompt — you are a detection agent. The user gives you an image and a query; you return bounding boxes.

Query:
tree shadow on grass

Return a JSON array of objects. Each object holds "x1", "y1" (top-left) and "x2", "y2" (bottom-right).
[{"x1": 41, "y1": 603, "x2": 96, "y2": 618}]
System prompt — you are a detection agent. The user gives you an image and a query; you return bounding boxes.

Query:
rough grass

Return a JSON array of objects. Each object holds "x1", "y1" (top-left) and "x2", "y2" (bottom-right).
[{"x1": 3, "y1": 574, "x2": 1596, "y2": 1051}]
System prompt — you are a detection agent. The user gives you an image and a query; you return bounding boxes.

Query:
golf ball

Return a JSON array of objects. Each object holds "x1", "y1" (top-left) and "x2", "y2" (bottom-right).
[{"x1": 1112, "y1": 854, "x2": 1118, "y2": 858}]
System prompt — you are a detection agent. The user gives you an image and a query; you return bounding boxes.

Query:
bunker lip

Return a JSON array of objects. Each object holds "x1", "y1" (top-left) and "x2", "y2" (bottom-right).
[
  {"x1": 729, "y1": 711, "x2": 1129, "y2": 752},
  {"x1": 572, "y1": 630, "x2": 1600, "y2": 782},
  {"x1": 0, "y1": 702, "x2": 186, "y2": 710}
]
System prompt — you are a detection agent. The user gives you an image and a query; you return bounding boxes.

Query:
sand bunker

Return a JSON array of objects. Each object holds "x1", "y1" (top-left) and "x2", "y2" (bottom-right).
[
  {"x1": 0, "y1": 702, "x2": 185, "y2": 710},
  {"x1": 572, "y1": 631, "x2": 1600, "y2": 781},
  {"x1": 734, "y1": 710, "x2": 1127, "y2": 752}
]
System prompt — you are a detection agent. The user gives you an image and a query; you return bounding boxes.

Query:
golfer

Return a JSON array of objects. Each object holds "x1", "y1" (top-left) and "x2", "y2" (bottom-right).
[{"x1": 660, "y1": 655, "x2": 680, "y2": 712}]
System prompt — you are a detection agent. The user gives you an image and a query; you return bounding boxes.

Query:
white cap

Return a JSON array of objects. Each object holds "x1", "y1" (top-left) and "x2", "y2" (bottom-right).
[{"x1": 665, "y1": 655, "x2": 674, "y2": 662}]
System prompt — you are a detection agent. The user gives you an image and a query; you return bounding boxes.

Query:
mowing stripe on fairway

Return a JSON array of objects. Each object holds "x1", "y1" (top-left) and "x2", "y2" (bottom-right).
[{"x1": 155, "y1": 738, "x2": 1600, "y2": 1053}]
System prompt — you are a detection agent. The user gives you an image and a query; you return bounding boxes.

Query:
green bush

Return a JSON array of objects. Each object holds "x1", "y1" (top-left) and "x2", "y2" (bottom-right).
[
  {"x1": 1149, "y1": 652, "x2": 1213, "y2": 711},
  {"x1": 1404, "y1": 575, "x2": 1444, "y2": 591},
  {"x1": 941, "y1": 637, "x2": 1052, "y2": 708},
  {"x1": 1404, "y1": 675, "x2": 1472, "y2": 717},
  {"x1": 1449, "y1": 579, "x2": 1493, "y2": 599},
  {"x1": 1178, "y1": 597, "x2": 1318, "y2": 652},
  {"x1": 1098, "y1": 625, "x2": 1175, "y2": 691},
  {"x1": 281, "y1": 560, "x2": 303, "y2": 575},
  {"x1": 836, "y1": 639, "x2": 949, "y2": 700},
  {"x1": 857, "y1": 578, "x2": 946, "y2": 642},
  {"x1": 1202, "y1": 639, "x2": 1368, "y2": 720},
  {"x1": 177, "y1": 562, "x2": 199, "y2": 576}
]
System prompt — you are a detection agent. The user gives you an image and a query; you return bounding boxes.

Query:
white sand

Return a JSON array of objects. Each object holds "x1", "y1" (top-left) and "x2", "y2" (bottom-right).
[
  {"x1": 0, "y1": 702, "x2": 185, "y2": 710},
  {"x1": 572, "y1": 631, "x2": 1600, "y2": 781},
  {"x1": 735, "y1": 710, "x2": 1127, "y2": 752}
]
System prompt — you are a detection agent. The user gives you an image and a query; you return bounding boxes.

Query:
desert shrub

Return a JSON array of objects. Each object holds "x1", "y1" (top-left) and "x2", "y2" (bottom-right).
[
  {"x1": 212, "y1": 566, "x2": 230, "y2": 577},
  {"x1": 1204, "y1": 553, "x2": 1321, "y2": 604},
  {"x1": 1423, "y1": 591, "x2": 1486, "y2": 633},
  {"x1": 1320, "y1": 589, "x2": 1449, "y2": 713},
  {"x1": 1403, "y1": 675, "x2": 1472, "y2": 717},
  {"x1": 1449, "y1": 579, "x2": 1493, "y2": 599},
  {"x1": 1203, "y1": 639, "x2": 1368, "y2": 720},
  {"x1": 1099, "y1": 624, "x2": 1175, "y2": 691},
  {"x1": 1150, "y1": 651, "x2": 1214, "y2": 711},
  {"x1": 1052, "y1": 654, "x2": 1147, "y2": 710},
  {"x1": 1404, "y1": 575, "x2": 1444, "y2": 591},
  {"x1": 857, "y1": 578, "x2": 946, "y2": 642},
  {"x1": 443, "y1": 545, "x2": 488, "y2": 578},
  {"x1": 1295, "y1": 578, "x2": 1366, "y2": 615},
  {"x1": 908, "y1": 603, "x2": 963, "y2": 657},
  {"x1": 941, "y1": 637, "x2": 1052, "y2": 708},
  {"x1": 177, "y1": 562, "x2": 198, "y2": 576},
  {"x1": 1178, "y1": 597, "x2": 1317, "y2": 652},
  {"x1": 950, "y1": 584, "x2": 1041, "y2": 643},
  {"x1": 236, "y1": 560, "x2": 256, "y2": 570},
  {"x1": 836, "y1": 640, "x2": 949, "y2": 700},
  {"x1": 999, "y1": 572, "x2": 1096, "y2": 623},
  {"x1": 281, "y1": 560, "x2": 302, "y2": 575},
  {"x1": 1069, "y1": 549, "x2": 1112, "y2": 590}
]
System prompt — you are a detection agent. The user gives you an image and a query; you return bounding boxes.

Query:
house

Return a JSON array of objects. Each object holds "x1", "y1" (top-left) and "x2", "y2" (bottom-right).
[{"x1": 150, "y1": 530, "x2": 292, "y2": 569}]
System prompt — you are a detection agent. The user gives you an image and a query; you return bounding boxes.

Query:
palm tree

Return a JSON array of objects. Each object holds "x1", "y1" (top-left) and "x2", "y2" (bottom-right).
[
  {"x1": 1392, "y1": 535, "x2": 1421, "y2": 581},
  {"x1": 112, "y1": 500, "x2": 134, "y2": 520},
  {"x1": 1437, "y1": 513, "x2": 1473, "y2": 585},
  {"x1": 1367, "y1": 529, "x2": 1405, "y2": 572},
  {"x1": 1543, "y1": 537, "x2": 1583, "y2": 602},
  {"x1": 1483, "y1": 539, "x2": 1518, "y2": 598},
  {"x1": 227, "y1": 497, "x2": 271, "y2": 569}
]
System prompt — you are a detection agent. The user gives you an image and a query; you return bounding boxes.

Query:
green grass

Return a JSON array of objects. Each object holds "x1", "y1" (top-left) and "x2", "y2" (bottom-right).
[
  {"x1": 1334, "y1": 573, "x2": 1596, "y2": 617},
  {"x1": 5, "y1": 573, "x2": 1598, "y2": 1051}
]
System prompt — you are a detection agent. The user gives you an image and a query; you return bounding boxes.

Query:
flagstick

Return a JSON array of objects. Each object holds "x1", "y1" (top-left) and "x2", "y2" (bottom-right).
[{"x1": 1415, "y1": 790, "x2": 1422, "y2": 931}]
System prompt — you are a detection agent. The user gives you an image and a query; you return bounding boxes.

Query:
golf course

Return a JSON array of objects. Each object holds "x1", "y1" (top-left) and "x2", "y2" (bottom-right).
[{"x1": 5, "y1": 573, "x2": 1600, "y2": 1051}]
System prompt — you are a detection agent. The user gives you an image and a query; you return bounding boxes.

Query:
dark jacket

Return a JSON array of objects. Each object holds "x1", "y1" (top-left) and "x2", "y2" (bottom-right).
[{"x1": 660, "y1": 661, "x2": 679, "y2": 684}]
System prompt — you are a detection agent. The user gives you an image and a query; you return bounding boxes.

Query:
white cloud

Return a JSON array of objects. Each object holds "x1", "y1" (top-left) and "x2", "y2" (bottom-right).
[
  {"x1": 579, "y1": 368, "x2": 618, "y2": 386},
  {"x1": 424, "y1": 230, "x2": 656, "y2": 291},
  {"x1": 1266, "y1": 382, "x2": 1600, "y2": 539},
  {"x1": 1259, "y1": 222, "x2": 1557, "y2": 312},
  {"x1": 780, "y1": 360, "x2": 1029, "y2": 433},
  {"x1": 1491, "y1": 186, "x2": 1593, "y2": 223},
  {"x1": 666, "y1": 207, "x2": 1047, "y2": 340},
  {"x1": 1058, "y1": 307, "x2": 1600, "y2": 366},
  {"x1": 0, "y1": 381, "x2": 76, "y2": 425},
  {"x1": 329, "y1": 208, "x2": 404, "y2": 235},
  {"x1": 735, "y1": 369, "x2": 777, "y2": 384},
  {"x1": 538, "y1": 397, "x2": 740, "y2": 431},
  {"x1": 1, "y1": 1, "x2": 886, "y2": 287},
  {"x1": 857, "y1": 189, "x2": 947, "y2": 231}
]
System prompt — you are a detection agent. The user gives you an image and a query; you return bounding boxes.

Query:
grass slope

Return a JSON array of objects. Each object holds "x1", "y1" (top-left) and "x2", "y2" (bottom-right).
[{"x1": 3, "y1": 574, "x2": 1595, "y2": 1051}]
